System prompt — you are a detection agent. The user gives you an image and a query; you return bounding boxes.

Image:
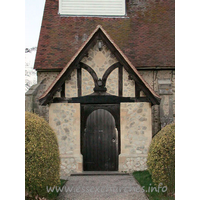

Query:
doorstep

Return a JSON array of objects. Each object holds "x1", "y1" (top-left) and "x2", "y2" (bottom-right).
[{"x1": 70, "y1": 171, "x2": 129, "y2": 176}]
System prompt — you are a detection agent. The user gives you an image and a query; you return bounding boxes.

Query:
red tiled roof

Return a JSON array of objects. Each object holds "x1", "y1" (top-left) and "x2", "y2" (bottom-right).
[
  {"x1": 39, "y1": 25, "x2": 161, "y2": 105},
  {"x1": 34, "y1": 0, "x2": 175, "y2": 70}
]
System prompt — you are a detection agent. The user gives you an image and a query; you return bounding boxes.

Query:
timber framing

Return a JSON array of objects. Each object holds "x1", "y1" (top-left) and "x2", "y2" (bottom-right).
[
  {"x1": 77, "y1": 66, "x2": 82, "y2": 97},
  {"x1": 39, "y1": 25, "x2": 161, "y2": 106},
  {"x1": 35, "y1": 66, "x2": 175, "y2": 72},
  {"x1": 80, "y1": 62, "x2": 98, "y2": 88},
  {"x1": 102, "y1": 62, "x2": 122, "y2": 86},
  {"x1": 53, "y1": 95, "x2": 151, "y2": 104}
]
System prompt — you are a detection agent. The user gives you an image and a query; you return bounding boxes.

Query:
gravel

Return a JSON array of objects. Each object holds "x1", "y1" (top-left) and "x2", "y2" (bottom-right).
[{"x1": 57, "y1": 175, "x2": 149, "y2": 200}]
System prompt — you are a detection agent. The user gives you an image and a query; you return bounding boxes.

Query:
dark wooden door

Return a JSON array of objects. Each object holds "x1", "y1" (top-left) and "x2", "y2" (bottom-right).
[{"x1": 82, "y1": 107, "x2": 119, "y2": 171}]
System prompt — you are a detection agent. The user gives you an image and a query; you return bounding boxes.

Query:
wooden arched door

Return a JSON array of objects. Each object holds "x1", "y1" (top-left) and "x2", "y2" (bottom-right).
[{"x1": 82, "y1": 106, "x2": 119, "y2": 171}]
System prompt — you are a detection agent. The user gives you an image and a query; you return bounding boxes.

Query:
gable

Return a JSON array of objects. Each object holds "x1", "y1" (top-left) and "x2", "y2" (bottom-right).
[
  {"x1": 39, "y1": 25, "x2": 161, "y2": 106},
  {"x1": 80, "y1": 41, "x2": 118, "y2": 96},
  {"x1": 63, "y1": 42, "x2": 143, "y2": 98}
]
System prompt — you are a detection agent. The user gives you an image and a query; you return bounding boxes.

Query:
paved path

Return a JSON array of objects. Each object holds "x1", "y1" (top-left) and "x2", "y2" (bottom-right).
[{"x1": 57, "y1": 175, "x2": 148, "y2": 200}]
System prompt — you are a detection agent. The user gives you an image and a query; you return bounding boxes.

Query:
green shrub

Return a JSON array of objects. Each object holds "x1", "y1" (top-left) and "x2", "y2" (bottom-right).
[
  {"x1": 147, "y1": 123, "x2": 175, "y2": 195},
  {"x1": 25, "y1": 112, "x2": 60, "y2": 199}
]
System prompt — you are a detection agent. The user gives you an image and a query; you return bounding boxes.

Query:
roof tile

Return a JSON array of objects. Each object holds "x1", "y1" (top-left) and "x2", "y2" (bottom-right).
[{"x1": 34, "y1": 0, "x2": 175, "y2": 70}]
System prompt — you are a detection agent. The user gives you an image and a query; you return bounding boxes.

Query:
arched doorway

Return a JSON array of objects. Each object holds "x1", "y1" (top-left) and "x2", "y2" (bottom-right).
[{"x1": 81, "y1": 105, "x2": 119, "y2": 171}]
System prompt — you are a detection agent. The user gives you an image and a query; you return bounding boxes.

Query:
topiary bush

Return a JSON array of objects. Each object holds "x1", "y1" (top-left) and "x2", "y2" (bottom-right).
[
  {"x1": 25, "y1": 112, "x2": 60, "y2": 199},
  {"x1": 147, "y1": 123, "x2": 175, "y2": 195}
]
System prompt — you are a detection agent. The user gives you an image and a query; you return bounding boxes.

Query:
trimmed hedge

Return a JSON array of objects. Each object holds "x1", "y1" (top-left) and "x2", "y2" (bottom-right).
[
  {"x1": 25, "y1": 112, "x2": 60, "y2": 199},
  {"x1": 147, "y1": 123, "x2": 175, "y2": 195}
]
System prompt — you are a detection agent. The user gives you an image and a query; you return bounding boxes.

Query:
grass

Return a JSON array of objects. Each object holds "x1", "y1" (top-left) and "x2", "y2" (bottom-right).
[{"x1": 133, "y1": 170, "x2": 175, "y2": 200}]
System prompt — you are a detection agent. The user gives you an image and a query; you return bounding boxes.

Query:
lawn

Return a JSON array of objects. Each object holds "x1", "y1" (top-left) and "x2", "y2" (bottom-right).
[{"x1": 133, "y1": 170, "x2": 175, "y2": 200}]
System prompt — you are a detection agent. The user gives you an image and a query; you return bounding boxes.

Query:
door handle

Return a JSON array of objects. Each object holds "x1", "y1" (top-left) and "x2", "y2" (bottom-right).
[{"x1": 112, "y1": 138, "x2": 116, "y2": 143}]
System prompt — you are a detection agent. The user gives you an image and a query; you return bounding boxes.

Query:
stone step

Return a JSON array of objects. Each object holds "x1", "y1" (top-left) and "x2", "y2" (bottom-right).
[{"x1": 70, "y1": 171, "x2": 129, "y2": 176}]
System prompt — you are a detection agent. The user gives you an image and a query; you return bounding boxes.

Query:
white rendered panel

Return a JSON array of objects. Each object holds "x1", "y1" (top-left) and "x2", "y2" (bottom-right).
[{"x1": 59, "y1": 0, "x2": 126, "y2": 16}]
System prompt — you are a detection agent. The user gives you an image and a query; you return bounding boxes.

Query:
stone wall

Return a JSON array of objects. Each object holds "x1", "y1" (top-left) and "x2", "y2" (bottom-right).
[
  {"x1": 29, "y1": 71, "x2": 60, "y2": 121},
  {"x1": 65, "y1": 70, "x2": 78, "y2": 97},
  {"x1": 37, "y1": 71, "x2": 60, "y2": 89},
  {"x1": 25, "y1": 80, "x2": 45, "y2": 113},
  {"x1": 81, "y1": 41, "x2": 118, "y2": 95},
  {"x1": 26, "y1": 40, "x2": 175, "y2": 135},
  {"x1": 49, "y1": 103, "x2": 82, "y2": 178},
  {"x1": 119, "y1": 102, "x2": 152, "y2": 172},
  {"x1": 25, "y1": 68, "x2": 175, "y2": 175},
  {"x1": 48, "y1": 102, "x2": 152, "y2": 175},
  {"x1": 123, "y1": 68, "x2": 135, "y2": 97},
  {"x1": 31, "y1": 40, "x2": 175, "y2": 135},
  {"x1": 139, "y1": 70, "x2": 175, "y2": 134},
  {"x1": 107, "y1": 68, "x2": 118, "y2": 96},
  {"x1": 82, "y1": 69, "x2": 94, "y2": 96},
  {"x1": 121, "y1": 68, "x2": 175, "y2": 136},
  {"x1": 81, "y1": 42, "x2": 118, "y2": 78},
  {"x1": 26, "y1": 67, "x2": 175, "y2": 136}
]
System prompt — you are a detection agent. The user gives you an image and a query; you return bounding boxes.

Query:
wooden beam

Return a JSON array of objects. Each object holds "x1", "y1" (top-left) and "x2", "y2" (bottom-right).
[
  {"x1": 80, "y1": 62, "x2": 98, "y2": 88},
  {"x1": 102, "y1": 62, "x2": 121, "y2": 86},
  {"x1": 61, "y1": 82, "x2": 65, "y2": 97},
  {"x1": 118, "y1": 65, "x2": 123, "y2": 97},
  {"x1": 135, "y1": 82, "x2": 141, "y2": 98},
  {"x1": 99, "y1": 31, "x2": 160, "y2": 105},
  {"x1": 39, "y1": 31, "x2": 99, "y2": 105},
  {"x1": 53, "y1": 96, "x2": 151, "y2": 104},
  {"x1": 39, "y1": 28, "x2": 160, "y2": 106},
  {"x1": 77, "y1": 67, "x2": 82, "y2": 97}
]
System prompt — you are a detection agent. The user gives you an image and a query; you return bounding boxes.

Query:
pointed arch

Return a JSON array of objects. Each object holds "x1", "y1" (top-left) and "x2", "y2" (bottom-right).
[
  {"x1": 102, "y1": 62, "x2": 122, "y2": 86},
  {"x1": 80, "y1": 62, "x2": 98, "y2": 88}
]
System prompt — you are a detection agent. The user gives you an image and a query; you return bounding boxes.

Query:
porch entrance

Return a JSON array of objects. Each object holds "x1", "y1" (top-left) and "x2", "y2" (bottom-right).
[{"x1": 81, "y1": 104, "x2": 120, "y2": 171}]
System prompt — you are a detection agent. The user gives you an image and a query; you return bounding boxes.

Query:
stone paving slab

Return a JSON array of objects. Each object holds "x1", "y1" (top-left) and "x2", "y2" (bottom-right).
[
  {"x1": 71, "y1": 171, "x2": 129, "y2": 176},
  {"x1": 57, "y1": 175, "x2": 148, "y2": 200}
]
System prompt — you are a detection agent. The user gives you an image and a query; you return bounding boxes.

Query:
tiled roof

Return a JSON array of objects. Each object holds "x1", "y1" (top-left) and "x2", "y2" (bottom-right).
[
  {"x1": 39, "y1": 25, "x2": 161, "y2": 105},
  {"x1": 34, "y1": 0, "x2": 175, "y2": 70}
]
